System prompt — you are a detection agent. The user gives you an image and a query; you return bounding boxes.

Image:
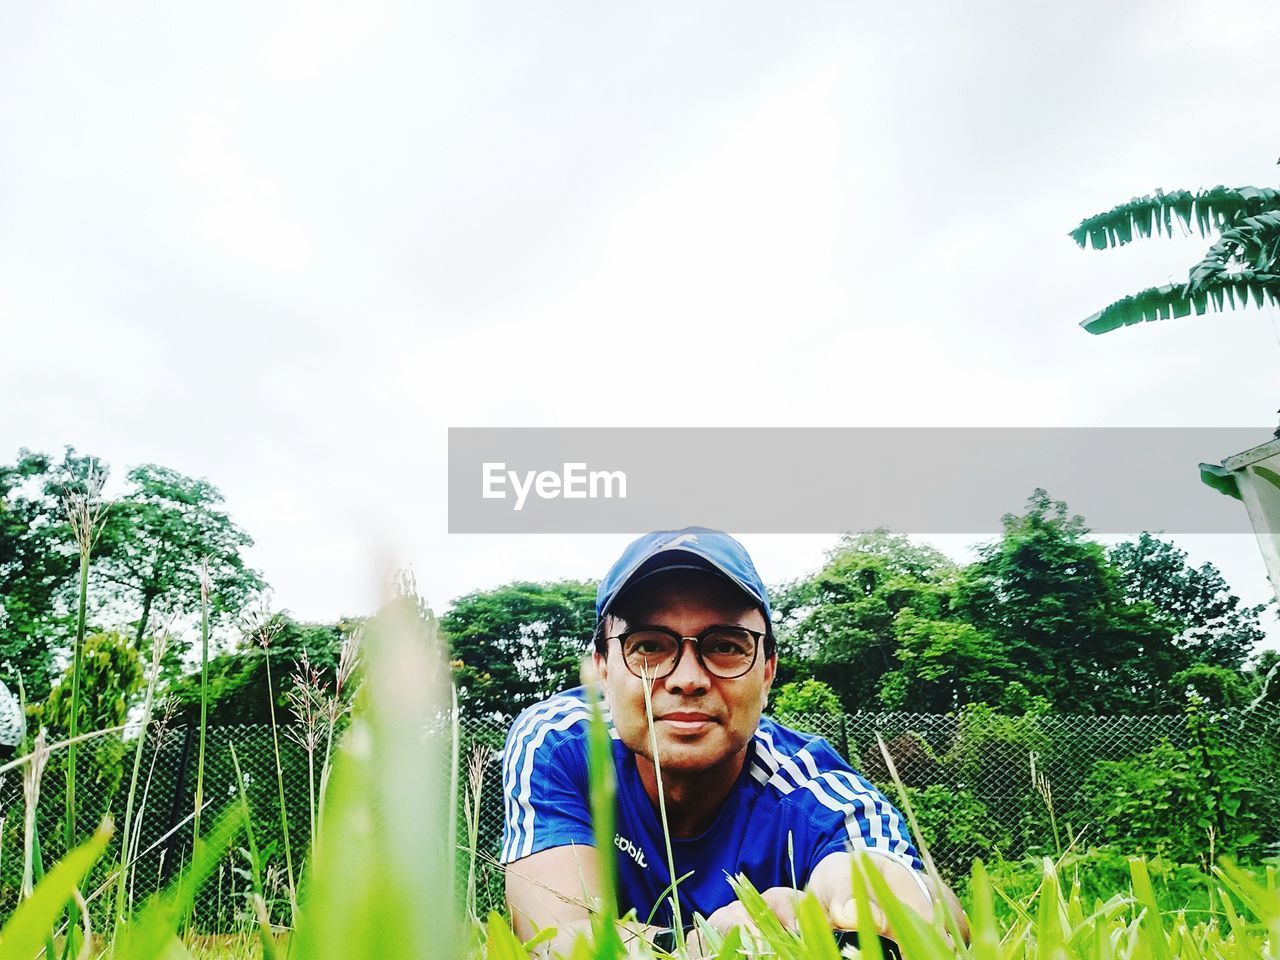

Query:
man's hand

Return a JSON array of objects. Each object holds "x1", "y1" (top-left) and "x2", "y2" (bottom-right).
[
  {"x1": 676, "y1": 888, "x2": 804, "y2": 958},
  {"x1": 807, "y1": 851, "x2": 969, "y2": 945},
  {"x1": 704, "y1": 885, "x2": 803, "y2": 934}
]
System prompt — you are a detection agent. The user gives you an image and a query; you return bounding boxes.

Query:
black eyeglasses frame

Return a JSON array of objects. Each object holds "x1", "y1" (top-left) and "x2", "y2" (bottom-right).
[{"x1": 604, "y1": 624, "x2": 767, "y2": 680}]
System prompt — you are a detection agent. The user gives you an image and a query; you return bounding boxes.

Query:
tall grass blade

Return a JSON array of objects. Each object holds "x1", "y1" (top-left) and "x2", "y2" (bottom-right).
[
  {"x1": 969, "y1": 860, "x2": 1000, "y2": 960},
  {"x1": 64, "y1": 546, "x2": 89, "y2": 853},
  {"x1": 0, "y1": 822, "x2": 110, "y2": 960},
  {"x1": 1214, "y1": 860, "x2": 1280, "y2": 950},
  {"x1": 796, "y1": 891, "x2": 842, "y2": 960},
  {"x1": 1036, "y1": 858, "x2": 1067, "y2": 960},
  {"x1": 291, "y1": 593, "x2": 456, "y2": 960},
  {"x1": 260, "y1": 641, "x2": 298, "y2": 924},
  {"x1": 448, "y1": 685, "x2": 461, "y2": 923},
  {"x1": 228, "y1": 745, "x2": 279, "y2": 960},
  {"x1": 113, "y1": 807, "x2": 244, "y2": 960},
  {"x1": 484, "y1": 911, "x2": 525, "y2": 960},
  {"x1": 114, "y1": 627, "x2": 169, "y2": 944},
  {"x1": 192, "y1": 560, "x2": 212, "y2": 846},
  {"x1": 1129, "y1": 859, "x2": 1172, "y2": 960},
  {"x1": 861, "y1": 853, "x2": 955, "y2": 960},
  {"x1": 712, "y1": 926, "x2": 743, "y2": 960},
  {"x1": 875, "y1": 734, "x2": 969, "y2": 952},
  {"x1": 60, "y1": 467, "x2": 107, "y2": 958},
  {"x1": 638, "y1": 666, "x2": 684, "y2": 950},
  {"x1": 725, "y1": 875, "x2": 802, "y2": 960},
  {"x1": 849, "y1": 856, "x2": 885, "y2": 960},
  {"x1": 585, "y1": 687, "x2": 623, "y2": 958}
]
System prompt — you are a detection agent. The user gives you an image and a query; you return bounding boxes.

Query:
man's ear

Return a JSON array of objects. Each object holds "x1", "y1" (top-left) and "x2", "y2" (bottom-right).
[
  {"x1": 580, "y1": 653, "x2": 602, "y2": 687},
  {"x1": 761, "y1": 652, "x2": 777, "y2": 710}
]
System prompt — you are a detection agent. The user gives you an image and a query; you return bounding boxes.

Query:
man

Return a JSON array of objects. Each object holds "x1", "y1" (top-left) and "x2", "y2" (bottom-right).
[{"x1": 502, "y1": 528, "x2": 965, "y2": 954}]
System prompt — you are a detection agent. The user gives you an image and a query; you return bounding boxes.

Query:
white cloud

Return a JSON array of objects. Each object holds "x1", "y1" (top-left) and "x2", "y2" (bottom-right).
[{"x1": 1, "y1": 0, "x2": 1277, "y2": 651}]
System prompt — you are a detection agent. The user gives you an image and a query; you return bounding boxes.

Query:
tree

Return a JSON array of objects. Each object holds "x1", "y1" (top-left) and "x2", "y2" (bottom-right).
[
  {"x1": 92, "y1": 465, "x2": 265, "y2": 650},
  {"x1": 879, "y1": 610, "x2": 1016, "y2": 712},
  {"x1": 953, "y1": 490, "x2": 1178, "y2": 713},
  {"x1": 441, "y1": 580, "x2": 596, "y2": 718},
  {"x1": 772, "y1": 531, "x2": 958, "y2": 711},
  {"x1": 40, "y1": 631, "x2": 143, "y2": 735},
  {"x1": 1109, "y1": 533, "x2": 1265, "y2": 672},
  {"x1": 1169, "y1": 663, "x2": 1248, "y2": 709},
  {"x1": 1072, "y1": 184, "x2": 1280, "y2": 334},
  {"x1": 826, "y1": 530, "x2": 956, "y2": 581},
  {"x1": 770, "y1": 678, "x2": 841, "y2": 715},
  {"x1": 1247, "y1": 648, "x2": 1279, "y2": 706},
  {"x1": 0, "y1": 448, "x2": 103, "y2": 698},
  {"x1": 163, "y1": 612, "x2": 356, "y2": 726},
  {"x1": 1071, "y1": 178, "x2": 1280, "y2": 498}
]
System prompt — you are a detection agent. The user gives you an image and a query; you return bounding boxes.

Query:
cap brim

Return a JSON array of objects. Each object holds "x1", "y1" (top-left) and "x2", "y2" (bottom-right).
[{"x1": 600, "y1": 550, "x2": 761, "y2": 620}]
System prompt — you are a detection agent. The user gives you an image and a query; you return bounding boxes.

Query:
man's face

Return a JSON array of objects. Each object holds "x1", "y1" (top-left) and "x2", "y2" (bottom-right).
[{"x1": 593, "y1": 570, "x2": 775, "y2": 778}]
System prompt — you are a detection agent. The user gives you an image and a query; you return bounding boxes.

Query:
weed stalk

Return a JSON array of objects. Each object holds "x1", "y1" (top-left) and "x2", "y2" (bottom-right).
[{"x1": 639, "y1": 665, "x2": 685, "y2": 951}]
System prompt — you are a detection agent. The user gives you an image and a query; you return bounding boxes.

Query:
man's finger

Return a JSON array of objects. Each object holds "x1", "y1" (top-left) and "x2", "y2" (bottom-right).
[
  {"x1": 762, "y1": 887, "x2": 801, "y2": 931},
  {"x1": 827, "y1": 897, "x2": 887, "y2": 934}
]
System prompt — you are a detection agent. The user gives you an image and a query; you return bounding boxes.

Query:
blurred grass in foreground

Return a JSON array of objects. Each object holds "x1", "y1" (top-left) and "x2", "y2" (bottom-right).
[{"x1": 2, "y1": 598, "x2": 1277, "y2": 960}]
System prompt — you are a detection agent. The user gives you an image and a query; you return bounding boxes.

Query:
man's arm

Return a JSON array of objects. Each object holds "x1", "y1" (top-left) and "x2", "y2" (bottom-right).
[
  {"x1": 505, "y1": 844, "x2": 601, "y2": 941},
  {"x1": 506, "y1": 846, "x2": 667, "y2": 956}
]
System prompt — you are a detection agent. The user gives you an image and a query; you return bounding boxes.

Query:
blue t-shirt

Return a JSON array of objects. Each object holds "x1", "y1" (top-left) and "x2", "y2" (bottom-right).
[{"x1": 500, "y1": 687, "x2": 922, "y2": 926}]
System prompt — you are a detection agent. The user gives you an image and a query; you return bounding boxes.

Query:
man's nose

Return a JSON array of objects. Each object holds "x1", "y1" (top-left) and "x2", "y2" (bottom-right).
[{"x1": 664, "y1": 637, "x2": 711, "y2": 693}]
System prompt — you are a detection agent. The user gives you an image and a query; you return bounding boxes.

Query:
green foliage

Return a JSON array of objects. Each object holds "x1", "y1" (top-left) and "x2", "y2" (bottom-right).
[
  {"x1": 1082, "y1": 698, "x2": 1267, "y2": 863},
  {"x1": 770, "y1": 679, "x2": 841, "y2": 715},
  {"x1": 1, "y1": 449, "x2": 269, "y2": 699},
  {"x1": 773, "y1": 508, "x2": 1265, "y2": 716},
  {"x1": 94, "y1": 464, "x2": 266, "y2": 649},
  {"x1": 955, "y1": 490, "x2": 1182, "y2": 712},
  {"x1": 897, "y1": 784, "x2": 1011, "y2": 861},
  {"x1": 41, "y1": 631, "x2": 144, "y2": 735},
  {"x1": 0, "y1": 447, "x2": 98, "y2": 698},
  {"x1": 1072, "y1": 184, "x2": 1280, "y2": 333},
  {"x1": 825, "y1": 530, "x2": 957, "y2": 580},
  {"x1": 1169, "y1": 664, "x2": 1248, "y2": 708},
  {"x1": 879, "y1": 610, "x2": 1014, "y2": 712},
  {"x1": 164, "y1": 613, "x2": 356, "y2": 725},
  {"x1": 1248, "y1": 649, "x2": 1279, "y2": 705},
  {"x1": 1110, "y1": 533, "x2": 1264, "y2": 673},
  {"x1": 773, "y1": 532, "x2": 959, "y2": 711},
  {"x1": 442, "y1": 580, "x2": 596, "y2": 717},
  {"x1": 977, "y1": 847, "x2": 1271, "y2": 923},
  {"x1": 0, "y1": 822, "x2": 112, "y2": 959},
  {"x1": 947, "y1": 702, "x2": 1054, "y2": 856}
]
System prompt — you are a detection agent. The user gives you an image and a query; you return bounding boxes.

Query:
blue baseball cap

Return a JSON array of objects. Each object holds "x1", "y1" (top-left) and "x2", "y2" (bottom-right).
[{"x1": 595, "y1": 527, "x2": 772, "y2": 625}]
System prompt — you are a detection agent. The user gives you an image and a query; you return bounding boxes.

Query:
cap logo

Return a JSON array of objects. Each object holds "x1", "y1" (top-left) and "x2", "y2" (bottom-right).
[{"x1": 656, "y1": 533, "x2": 699, "y2": 551}]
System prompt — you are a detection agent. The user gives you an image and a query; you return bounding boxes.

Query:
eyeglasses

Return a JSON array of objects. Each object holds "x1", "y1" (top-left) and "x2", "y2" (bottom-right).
[{"x1": 606, "y1": 625, "x2": 766, "y2": 680}]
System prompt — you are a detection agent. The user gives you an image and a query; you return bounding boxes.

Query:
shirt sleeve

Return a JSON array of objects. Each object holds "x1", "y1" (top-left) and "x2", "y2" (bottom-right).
[
  {"x1": 499, "y1": 699, "x2": 596, "y2": 864},
  {"x1": 796, "y1": 738, "x2": 923, "y2": 878}
]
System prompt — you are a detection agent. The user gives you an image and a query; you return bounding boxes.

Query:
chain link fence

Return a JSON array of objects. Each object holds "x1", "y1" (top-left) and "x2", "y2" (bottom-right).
[{"x1": 1, "y1": 703, "x2": 1276, "y2": 930}]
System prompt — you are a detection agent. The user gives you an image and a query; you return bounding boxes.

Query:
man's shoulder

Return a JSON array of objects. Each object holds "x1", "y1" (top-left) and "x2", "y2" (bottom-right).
[
  {"x1": 753, "y1": 714, "x2": 840, "y2": 761},
  {"x1": 747, "y1": 715, "x2": 871, "y2": 805},
  {"x1": 502, "y1": 687, "x2": 596, "y2": 762}
]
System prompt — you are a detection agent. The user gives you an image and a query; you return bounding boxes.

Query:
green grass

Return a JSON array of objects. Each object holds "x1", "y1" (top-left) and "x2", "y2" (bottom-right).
[{"x1": 4, "y1": 595, "x2": 1279, "y2": 960}]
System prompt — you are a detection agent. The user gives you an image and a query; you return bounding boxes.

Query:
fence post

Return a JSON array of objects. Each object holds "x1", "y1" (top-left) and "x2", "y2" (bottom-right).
[{"x1": 160, "y1": 726, "x2": 196, "y2": 883}]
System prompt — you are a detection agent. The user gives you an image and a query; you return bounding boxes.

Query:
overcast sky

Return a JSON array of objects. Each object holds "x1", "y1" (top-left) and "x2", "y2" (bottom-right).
[{"x1": 2, "y1": 1, "x2": 1278, "y2": 651}]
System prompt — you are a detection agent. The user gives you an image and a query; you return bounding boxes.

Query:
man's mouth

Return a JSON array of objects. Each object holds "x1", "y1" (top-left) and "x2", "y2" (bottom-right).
[{"x1": 657, "y1": 712, "x2": 717, "y2": 732}]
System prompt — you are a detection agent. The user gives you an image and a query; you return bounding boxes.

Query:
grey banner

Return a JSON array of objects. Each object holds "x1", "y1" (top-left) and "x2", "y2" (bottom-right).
[{"x1": 447, "y1": 428, "x2": 1274, "y2": 534}]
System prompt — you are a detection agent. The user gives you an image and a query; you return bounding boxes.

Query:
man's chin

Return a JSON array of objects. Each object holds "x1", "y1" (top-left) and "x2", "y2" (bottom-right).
[{"x1": 652, "y1": 734, "x2": 740, "y2": 772}]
